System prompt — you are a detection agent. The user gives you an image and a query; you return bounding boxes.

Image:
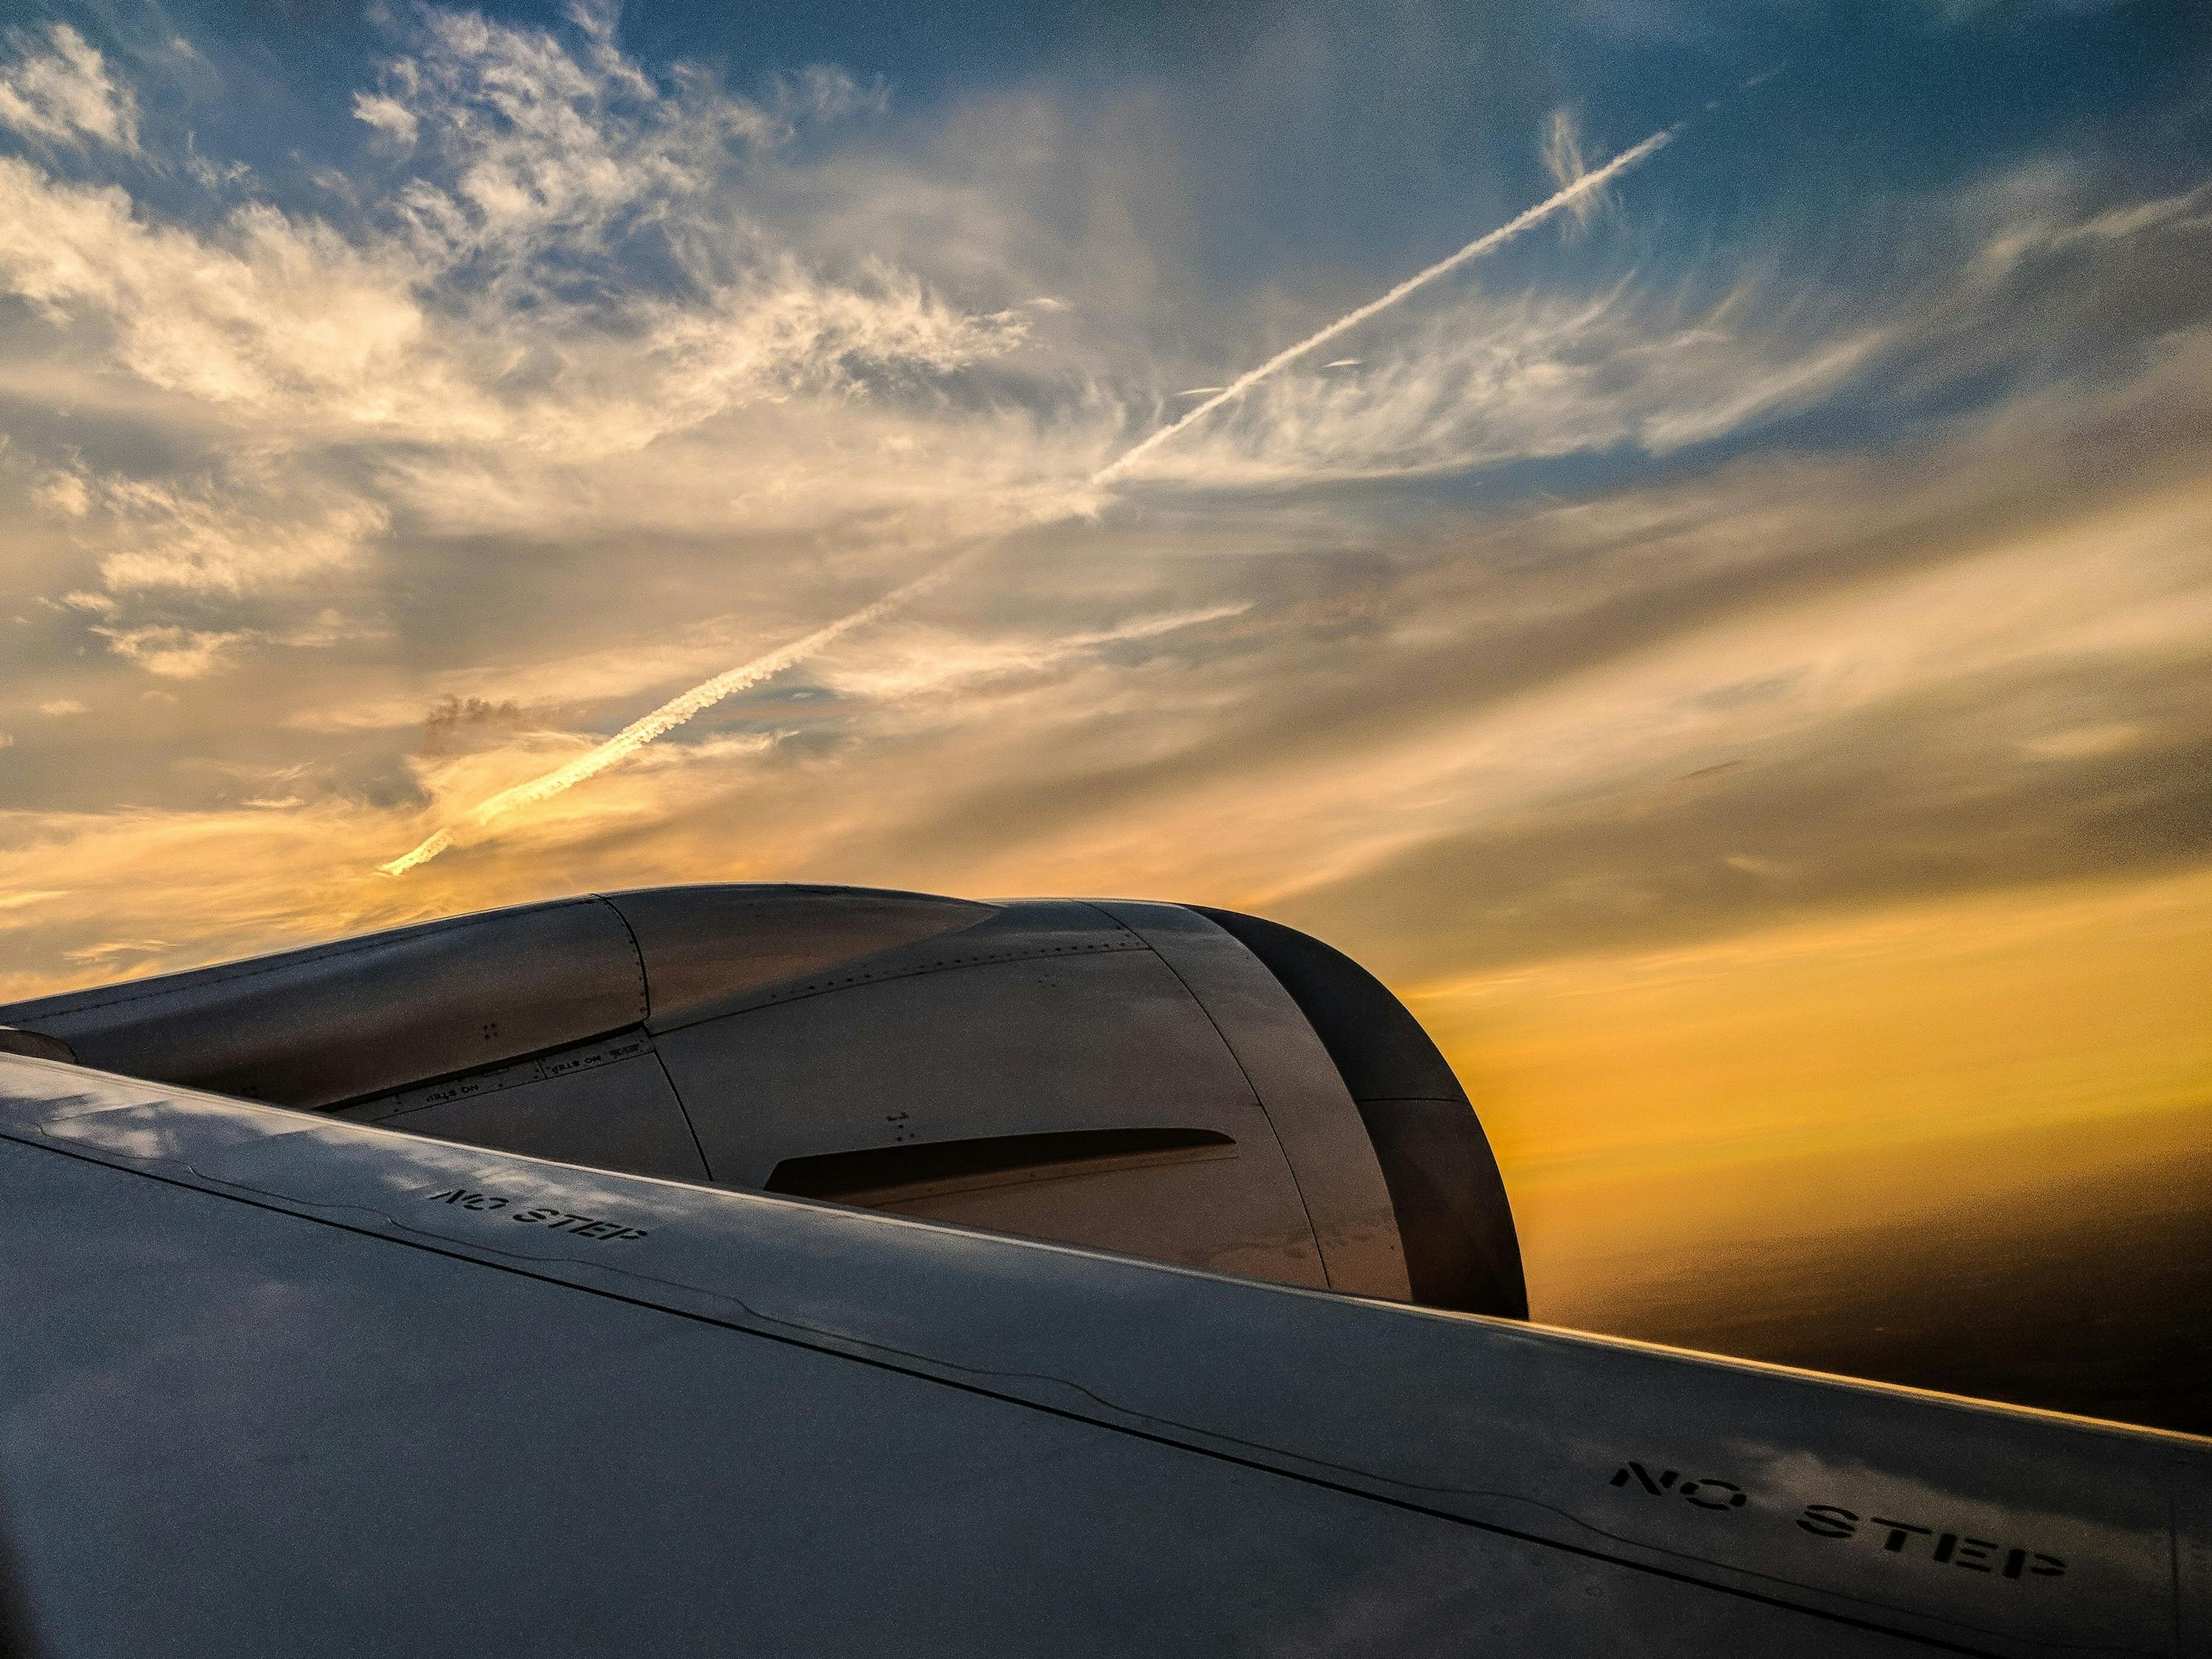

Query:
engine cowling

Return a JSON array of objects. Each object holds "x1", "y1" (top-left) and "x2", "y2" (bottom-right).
[{"x1": 0, "y1": 885, "x2": 1525, "y2": 1318}]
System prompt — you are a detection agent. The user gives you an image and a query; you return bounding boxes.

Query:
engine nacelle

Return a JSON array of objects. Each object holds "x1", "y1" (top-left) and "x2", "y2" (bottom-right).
[{"x1": 0, "y1": 886, "x2": 1524, "y2": 1317}]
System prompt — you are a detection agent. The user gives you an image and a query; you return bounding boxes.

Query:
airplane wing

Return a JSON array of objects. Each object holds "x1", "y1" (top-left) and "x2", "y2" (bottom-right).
[{"x1": 1, "y1": 1049, "x2": 2204, "y2": 1657}]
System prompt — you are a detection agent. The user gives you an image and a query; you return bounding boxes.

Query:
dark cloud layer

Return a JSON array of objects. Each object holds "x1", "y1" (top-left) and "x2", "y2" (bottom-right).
[{"x1": 1287, "y1": 652, "x2": 2212, "y2": 981}]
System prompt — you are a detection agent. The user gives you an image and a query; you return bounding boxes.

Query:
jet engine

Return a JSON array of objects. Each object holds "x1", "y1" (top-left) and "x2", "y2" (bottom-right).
[{"x1": 0, "y1": 886, "x2": 1524, "y2": 1317}]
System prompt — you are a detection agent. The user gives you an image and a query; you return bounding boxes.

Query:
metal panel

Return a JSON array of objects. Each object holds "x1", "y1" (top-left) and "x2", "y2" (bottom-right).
[
  {"x1": 641, "y1": 897, "x2": 1145, "y2": 1034},
  {"x1": 1, "y1": 1056, "x2": 2202, "y2": 1658},
  {"x1": 762, "y1": 1126, "x2": 1238, "y2": 1205},
  {"x1": 0, "y1": 897, "x2": 645, "y2": 1109},
  {"x1": 1195, "y1": 905, "x2": 1526, "y2": 1318},
  {"x1": 658, "y1": 937, "x2": 1256, "y2": 1174},
  {"x1": 605, "y1": 883, "x2": 996, "y2": 1025},
  {"x1": 1095, "y1": 901, "x2": 1411, "y2": 1303},
  {"x1": 0, "y1": 1029, "x2": 73, "y2": 1063},
  {"x1": 331, "y1": 1036, "x2": 708, "y2": 1184},
  {"x1": 0, "y1": 1132, "x2": 1909, "y2": 1658},
  {"x1": 873, "y1": 1151, "x2": 1326, "y2": 1286},
  {"x1": 653, "y1": 912, "x2": 1330, "y2": 1287}
]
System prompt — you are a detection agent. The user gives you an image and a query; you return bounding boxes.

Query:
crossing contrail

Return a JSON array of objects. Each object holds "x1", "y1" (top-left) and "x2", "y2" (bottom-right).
[{"x1": 378, "y1": 124, "x2": 1676, "y2": 874}]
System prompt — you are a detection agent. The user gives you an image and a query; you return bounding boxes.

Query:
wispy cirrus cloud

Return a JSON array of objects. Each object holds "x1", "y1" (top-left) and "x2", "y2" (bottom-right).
[
  {"x1": 35, "y1": 461, "x2": 389, "y2": 597},
  {"x1": 0, "y1": 22, "x2": 137, "y2": 153},
  {"x1": 0, "y1": 1, "x2": 1027, "y2": 463},
  {"x1": 89, "y1": 625, "x2": 257, "y2": 680}
]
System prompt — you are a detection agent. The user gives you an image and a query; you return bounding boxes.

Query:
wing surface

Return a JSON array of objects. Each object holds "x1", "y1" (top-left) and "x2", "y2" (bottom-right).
[{"x1": 0, "y1": 1053, "x2": 2203, "y2": 1657}]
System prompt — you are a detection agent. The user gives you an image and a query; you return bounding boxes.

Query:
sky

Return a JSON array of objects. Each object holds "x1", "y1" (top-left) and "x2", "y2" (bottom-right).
[{"x1": 0, "y1": 1, "x2": 2208, "y2": 1416}]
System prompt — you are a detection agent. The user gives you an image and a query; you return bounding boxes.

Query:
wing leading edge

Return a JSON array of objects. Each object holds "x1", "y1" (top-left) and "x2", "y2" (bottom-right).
[{"x1": 0, "y1": 1052, "x2": 2203, "y2": 1657}]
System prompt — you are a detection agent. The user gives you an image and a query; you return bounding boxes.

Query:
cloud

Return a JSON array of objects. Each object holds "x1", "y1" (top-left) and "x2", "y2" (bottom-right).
[
  {"x1": 91, "y1": 625, "x2": 255, "y2": 679},
  {"x1": 351, "y1": 92, "x2": 420, "y2": 150},
  {"x1": 377, "y1": 554, "x2": 961, "y2": 874},
  {"x1": 1119, "y1": 151, "x2": 2212, "y2": 491},
  {"x1": 0, "y1": 157, "x2": 496, "y2": 439},
  {"x1": 1540, "y1": 107, "x2": 1606, "y2": 239},
  {"x1": 0, "y1": 133, "x2": 1025, "y2": 473},
  {"x1": 363, "y1": 0, "x2": 776, "y2": 269},
  {"x1": 62, "y1": 938, "x2": 170, "y2": 963},
  {"x1": 769, "y1": 65, "x2": 889, "y2": 126},
  {"x1": 0, "y1": 23, "x2": 138, "y2": 152},
  {"x1": 1234, "y1": 461, "x2": 2212, "y2": 978},
  {"x1": 38, "y1": 463, "x2": 389, "y2": 597},
  {"x1": 1974, "y1": 173, "x2": 2212, "y2": 281},
  {"x1": 0, "y1": 10, "x2": 1029, "y2": 469},
  {"x1": 641, "y1": 255, "x2": 1031, "y2": 422},
  {"x1": 1093, "y1": 126, "x2": 1675, "y2": 488},
  {"x1": 37, "y1": 699, "x2": 86, "y2": 717},
  {"x1": 419, "y1": 695, "x2": 530, "y2": 754},
  {"x1": 819, "y1": 603, "x2": 1253, "y2": 700},
  {"x1": 1121, "y1": 279, "x2": 1895, "y2": 487},
  {"x1": 32, "y1": 472, "x2": 88, "y2": 518},
  {"x1": 2017, "y1": 722, "x2": 2143, "y2": 760}
]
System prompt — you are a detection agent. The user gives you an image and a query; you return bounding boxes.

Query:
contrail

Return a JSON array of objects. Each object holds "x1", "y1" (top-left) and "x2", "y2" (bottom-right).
[
  {"x1": 1089, "y1": 124, "x2": 1674, "y2": 487},
  {"x1": 377, "y1": 555, "x2": 971, "y2": 875},
  {"x1": 378, "y1": 124, "x2": 1675, "y2": 874}
]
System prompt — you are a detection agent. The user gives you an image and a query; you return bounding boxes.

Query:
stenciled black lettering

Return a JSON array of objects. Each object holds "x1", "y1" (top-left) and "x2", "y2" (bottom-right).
[
  {"x1": 1678, "y1": 1479, "x2": 1747, "y2": 1511},
  {"x1": 1797, "y1": 1505, "x2": 1858, "y2": 1540},
  {"x1": 1871, "y1": 1518, "x2": 1933, "y2": 1554},
  {"x1": 418, "y1": 1197, "x2": 653, "y2": 1241},
  {"x1": 424, "y1": 1188, "x2": 515, "y2": 1212},
  {"x1": 1608, "y1": 1462, "x2": 1679, "y2": 1496},
  {"x1": 1938, "y1": 1536, "x2": 1997, "y2": 1572}
]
